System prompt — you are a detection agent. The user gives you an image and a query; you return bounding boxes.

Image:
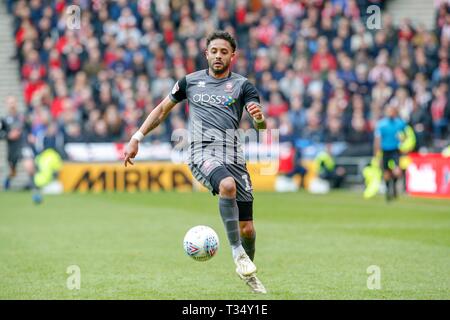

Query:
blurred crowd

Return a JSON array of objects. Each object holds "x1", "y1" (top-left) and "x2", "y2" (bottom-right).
[{"x1": 4, "y1": 0, "x2": 450, "y2": 157}]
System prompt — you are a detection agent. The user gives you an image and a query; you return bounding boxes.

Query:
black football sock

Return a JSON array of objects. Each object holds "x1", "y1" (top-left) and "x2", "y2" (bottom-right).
[
  {"x1": 392, "y1": 178, "x2": 398, "y2": 198},
  {"x1": 241, "y1": 233, "x2": 256, "y2": 261},
  {"x1": 385, "y1": 179, "x2": 392, "y2": 201},
  {"x1": 219, "y1": 197, "x2": 241, "y2": 249}
]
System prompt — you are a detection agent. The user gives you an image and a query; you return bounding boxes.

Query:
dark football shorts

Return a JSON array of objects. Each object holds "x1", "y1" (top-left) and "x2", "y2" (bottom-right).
[
  {"x1": 189, "y1": 159, "x2": 254, "y2": 221},
  {"x1": 382, "y1": 149, "x2": 400, "y2": 171},
  {"x1": 7, "y1": 147, "x2": 22, "y2": 168},
  {"x1": 8, "y1": 146, "x2": 34, "y2": 168}
]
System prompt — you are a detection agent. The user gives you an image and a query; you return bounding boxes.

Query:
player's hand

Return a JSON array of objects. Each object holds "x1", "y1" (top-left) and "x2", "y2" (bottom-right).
[
  {"x1": 246, "y1": 102, "x2": 264, "y2": 121},
  {"x1": 8, "y1": 128, "x2": 21, "y2": 140},
  {"x1": 124, "y1": 139, "x2": 139, "y2": 167}
]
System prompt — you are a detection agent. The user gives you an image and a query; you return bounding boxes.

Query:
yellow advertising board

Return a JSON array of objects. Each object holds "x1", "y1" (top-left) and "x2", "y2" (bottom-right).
[{"x1": 59, "y1": 162, "x2": 278, "y2": 193}]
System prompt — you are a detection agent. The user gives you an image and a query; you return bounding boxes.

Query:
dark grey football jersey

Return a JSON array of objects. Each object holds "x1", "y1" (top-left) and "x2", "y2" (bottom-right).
[{"x1": 169, "y1": 69, "x2": 260, "y2": 165}]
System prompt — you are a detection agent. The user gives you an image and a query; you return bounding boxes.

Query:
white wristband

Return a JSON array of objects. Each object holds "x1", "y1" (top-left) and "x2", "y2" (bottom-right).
[
  {"x1": 254, "y1": 115, "x2": 265, "y2": 123},
  {"x1": 132, "y1": 131, "x2": 145, "y2": 142}
]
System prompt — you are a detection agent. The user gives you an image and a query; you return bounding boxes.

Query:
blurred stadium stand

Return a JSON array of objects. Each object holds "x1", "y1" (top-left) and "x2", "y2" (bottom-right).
[
  {"x1": 386, "y1": 0, "x2": 435, "y2": 30},
  {"x1": 0, "y1": 0, "x2": 449, "y2": 190},
  {"x1": 0, "y1": 2, "x2": 28, "y2": 188}
]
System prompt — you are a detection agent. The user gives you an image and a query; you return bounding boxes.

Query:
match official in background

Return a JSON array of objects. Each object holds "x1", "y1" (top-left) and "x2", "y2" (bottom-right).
[
  {"x1": 374, "y1": 105, "x2": 406, "y2": 202},
  {"x1": 1, "y1": 96, "x2": 25, "y2": 190},
  {"x1": 1, "y1": 96, "x2": 36, "y2": 192}
]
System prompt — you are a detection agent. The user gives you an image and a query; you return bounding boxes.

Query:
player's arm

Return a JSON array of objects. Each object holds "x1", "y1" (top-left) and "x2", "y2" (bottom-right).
[
  {"x1": 123, "y1": 96, "x2": 177, "y2": 167},
  {"x1": 242, "y1": 80, "x2": 266, "y2": 130},
  {"x1": 124, "y1": 77, "x2": 187, "y2": 167},
  {"x1": 373, "y1": 135, "x2": 381, "y2": 157},
  {"x1": 397, "y1": 120, "x2": 407, "y2": 142},
  {"x1": 373, "y1": 124, "x2": 381, "y2": 157}
]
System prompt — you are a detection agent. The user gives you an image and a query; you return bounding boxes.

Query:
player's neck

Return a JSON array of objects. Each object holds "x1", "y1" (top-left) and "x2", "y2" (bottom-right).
[{"x1": 207, "y1": 68, "x2": 231, "y2": 79}]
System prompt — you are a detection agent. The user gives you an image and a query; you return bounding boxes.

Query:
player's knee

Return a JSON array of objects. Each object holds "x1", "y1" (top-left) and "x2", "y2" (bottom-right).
[
  {"x1": 219, "y1": 177, "x2": 236, "y2": 197},
  {"x1": 393, "y1": 168, "x2": 402, "y2": 177},
  {"x1": 240, "y1": 222, "x2": 255, "y2": 238},
  {"x1": 23, "y1": 159, "x2": 35, "y2": 174}
]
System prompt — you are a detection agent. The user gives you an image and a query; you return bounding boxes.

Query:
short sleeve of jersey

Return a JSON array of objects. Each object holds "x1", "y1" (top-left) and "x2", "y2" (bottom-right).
[
  {"x1": 169, "y1": 76, "x2": 187, "y2": 103},
  {"x1": 241, "y1": 80, "x2": 260, "y2": 106}
]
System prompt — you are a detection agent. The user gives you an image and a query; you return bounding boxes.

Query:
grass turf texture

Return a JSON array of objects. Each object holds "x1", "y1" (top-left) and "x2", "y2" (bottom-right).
[{"x1": 0, "y1": 191, "x2": 449, "y2": 300}]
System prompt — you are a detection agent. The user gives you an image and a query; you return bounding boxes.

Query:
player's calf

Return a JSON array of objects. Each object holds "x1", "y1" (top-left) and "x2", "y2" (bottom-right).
[
  {"x1": 383, "y1": 171, "x2": 393, "y2": 202},
  {"x1": 392, "y1": 167, "x2": 402, "y2": 199},
  {"x1": 240, "y1": 221, "x2": 256, "y2": 261},
  {"x1": 218, "y1": 177, "x2": 242, "y2": 252}
]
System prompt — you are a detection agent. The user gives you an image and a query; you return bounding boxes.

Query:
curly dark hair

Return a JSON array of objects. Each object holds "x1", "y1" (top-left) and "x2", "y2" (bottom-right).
[{"x1": 206, "y1": 30, "x2": 237, "y2": 52}]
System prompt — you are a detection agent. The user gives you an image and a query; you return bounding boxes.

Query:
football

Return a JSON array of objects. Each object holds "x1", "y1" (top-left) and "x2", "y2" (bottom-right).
[{"x1": 183, "y1": 225, "x2": 220, "y2": 261}]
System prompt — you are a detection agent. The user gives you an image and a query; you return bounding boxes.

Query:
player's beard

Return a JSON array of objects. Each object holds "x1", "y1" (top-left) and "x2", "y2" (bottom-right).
[{"x1": 210, "y1": 60, "x2": 230, "y2": 76}]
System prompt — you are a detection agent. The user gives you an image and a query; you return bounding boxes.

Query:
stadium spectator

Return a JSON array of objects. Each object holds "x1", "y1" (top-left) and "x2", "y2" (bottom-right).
[
  {"x1": 314, "y1": 144, "x2": 346, "y2": 189},
  {"x1": 430, "y1": 82, "x2": 450, "y2": 139}
]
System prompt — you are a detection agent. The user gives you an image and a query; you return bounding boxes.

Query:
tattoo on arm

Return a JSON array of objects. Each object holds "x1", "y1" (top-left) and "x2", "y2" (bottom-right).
[{"x1": 140, "y1": 96, "x2": 176, "y2": 136}]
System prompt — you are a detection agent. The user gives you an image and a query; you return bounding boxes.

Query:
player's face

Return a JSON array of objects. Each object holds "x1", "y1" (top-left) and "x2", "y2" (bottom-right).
[
  {"x1": 205, "y1": 39, "x2": 235, "y2": 75},
  {"x1": 386, "y1": 106, "x2": 397, "y2": 118},
  {"x1": 6, "y1": 97, "x2": 17, "y2": 114}
]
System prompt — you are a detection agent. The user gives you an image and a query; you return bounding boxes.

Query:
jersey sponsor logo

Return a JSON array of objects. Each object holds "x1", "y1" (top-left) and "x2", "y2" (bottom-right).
[
  {"x1": 224, "y1": 96, "x2": 236, "y2": 107},
  {"x1": 171, "y1": 81, "x2": 180, "y2": 95},
  {"x1": 192, "y1": 93, "x2": 236, "y2": 107},
  {"x1": 197, "y1": 81, "x2": 206, "y2": 88}
]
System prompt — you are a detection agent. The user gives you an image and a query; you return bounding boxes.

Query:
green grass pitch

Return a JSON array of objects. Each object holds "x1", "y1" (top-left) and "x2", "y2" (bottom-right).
[{"x1": 0, "y1": 191, "x2": 449, "y2": 299}]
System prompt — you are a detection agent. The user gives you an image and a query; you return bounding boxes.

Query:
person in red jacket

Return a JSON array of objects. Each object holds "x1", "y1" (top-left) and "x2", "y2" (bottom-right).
[{"x1": 311, "y1": 36, "x2": 337, "y2": 74}]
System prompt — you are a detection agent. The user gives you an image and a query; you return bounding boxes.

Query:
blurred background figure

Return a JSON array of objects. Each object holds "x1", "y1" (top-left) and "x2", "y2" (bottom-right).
[
  {"x1": 374, "y1": 105, "x2": 406, "y2": 202},
  {"x1": 314, "y1": 144, "x2": 346, "y2": 189},
  {"x1": 1, "y1": 96, "x2": 27, "y2": 190},
  {"x1": 285, "y1": 147, "x2": 308, "y2": 190}
]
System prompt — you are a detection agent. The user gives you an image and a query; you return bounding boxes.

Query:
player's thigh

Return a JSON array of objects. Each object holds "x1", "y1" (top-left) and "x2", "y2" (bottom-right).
[
  {"x1": 189, "y1": 160, "x2": 233, "y2": 195},
  {"x1": 382, "y1": 151, "x2": 393, "y2": 171},
  {"x1": 225, "y1": 164, "x2": 254, "y2": 203},
  {"x1": 211, "y1": 163, "x2": 255, "y2": 221},
  {"x1": 7, "y1": 153, "x2": 20, "y2": 174},
  {"x1": 392, "y1": 150, "x2": 401, "y2": 167},
  {"x1": 392, "y1": 151, "x2": 403, "y2": 176}
]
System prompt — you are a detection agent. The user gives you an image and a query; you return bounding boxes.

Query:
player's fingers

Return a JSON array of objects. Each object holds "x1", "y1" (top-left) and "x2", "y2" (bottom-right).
[
  {"x1": 124, "y1": 153, "x2": 132, "y2": 167},
  {"x1": 246, "y1": 103, "x2": 257, "y2": 112},
  {"x1": 252, "y1": 109, "x2": 262, "y2": 116},
  {"x1": 247, "y1": 104, "x2": 258, "y2": 112},
  {"x1": 248, "y1": 106, "x2": 258, "y2": 116},
  {"x1": 249, "y1": 104, "x2": 262, "y2": 116},
  {"x1": 251, "y1": 110, "x2": 263, "y2": 119}
]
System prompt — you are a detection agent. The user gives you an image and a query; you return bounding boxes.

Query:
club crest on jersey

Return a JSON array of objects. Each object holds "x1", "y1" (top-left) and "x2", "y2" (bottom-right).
[
  {"x1": 224, "y1": 82, "x2": 233, "y2": 92},
  {"x1": 197, "y1": 81, "x2": 206, "y2": 88}
]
